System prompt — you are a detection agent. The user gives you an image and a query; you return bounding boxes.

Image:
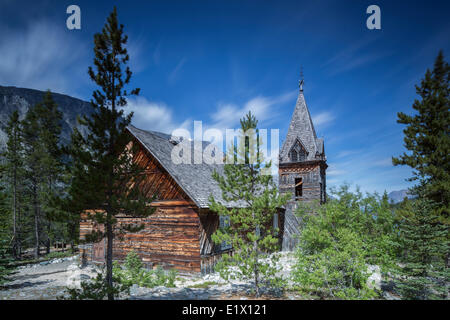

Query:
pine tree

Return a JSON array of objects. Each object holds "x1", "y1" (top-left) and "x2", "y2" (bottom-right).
[
  {"x1": 37, "y1": 90, "x2": 64, "y2": 254},
  {"x1": 209, "y1": 111, "x2": 289, "y2": 297},
  {"x1": 68, "y1": 7, "x2": 155, "y2": 300},
  {"x1": 22, "y1": 101, "x2": 47, "y2": 258},
  {"x1": 392, "y1": 50, "x2": 450, "y2": 224},
  {"x1": 396, "y1": 199, "x2": 449, "y2": 299},
  {"x1": 1, "y1": 111, "x2": 24, "y2": 257},
  {"x1": 21, "y1": 91, "x2": 64, "y2": 258}
]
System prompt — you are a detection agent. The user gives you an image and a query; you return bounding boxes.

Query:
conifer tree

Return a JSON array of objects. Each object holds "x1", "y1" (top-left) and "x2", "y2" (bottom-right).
[
  {"x1": 22, "y1": 90, "x2": 64, "y2": 258},
  {"x1": 209, "y1": 111, "x2": 289, "y2": 297},
  {"x1": 396, "y1": 199, "x2": 449, "y2": 299},
  {"x1": 2, "y1": 111, "x2": 24, "y2": 257},
  {"x1": 22, "y1": 101, "x2": 46, "y2": 258},
  {"x1": 68, "y1": 7, "x2": 155, "y2": 300},
  {"x1": 392, "y1": 50, "x2": 450, "y2": 224}
]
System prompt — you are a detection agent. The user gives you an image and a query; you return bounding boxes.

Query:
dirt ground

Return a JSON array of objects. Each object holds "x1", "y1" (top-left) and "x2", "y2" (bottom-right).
[{"x1": 0, "y1": 256, "x2": 98, "y2": 300}]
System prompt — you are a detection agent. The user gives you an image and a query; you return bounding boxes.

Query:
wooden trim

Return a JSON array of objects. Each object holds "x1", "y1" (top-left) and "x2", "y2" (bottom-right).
[{"x1": 149, "y1": 200, "x2": 194, "y2": 207}]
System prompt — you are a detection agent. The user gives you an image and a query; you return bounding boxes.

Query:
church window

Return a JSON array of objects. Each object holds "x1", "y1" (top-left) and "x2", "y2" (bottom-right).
[
  {"x1": 290, "y1": 150, "x2": 298, "y2": 162},
  {"x1": 289, "y1": 140, "x2": 307, "y2": 162}
]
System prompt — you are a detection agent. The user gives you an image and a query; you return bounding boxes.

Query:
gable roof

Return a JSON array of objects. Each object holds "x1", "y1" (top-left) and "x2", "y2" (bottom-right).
[
  {"x1": 126, "y1": 125, "x2": 242, "y2": 209},
  {"x1": 280, "y1": 89, "x2": 325, "y2": 163}
]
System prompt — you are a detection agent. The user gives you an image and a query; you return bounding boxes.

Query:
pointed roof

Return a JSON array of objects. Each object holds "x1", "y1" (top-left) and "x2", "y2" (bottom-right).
[
  {"x1": 126, "y1": 125, "x2": 246, "y2": 208},
  {"x1": 280, "y1": 85, "x2": 325, "y2": 163}
]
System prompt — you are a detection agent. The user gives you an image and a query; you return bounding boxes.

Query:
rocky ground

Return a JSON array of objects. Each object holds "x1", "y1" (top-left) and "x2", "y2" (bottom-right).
[
  {"x1": 0, "y1": 252, "x2": 394, "y2": 300},
  {"x1": 0, "y1": 256, "x2": 98, "y2": 300}
]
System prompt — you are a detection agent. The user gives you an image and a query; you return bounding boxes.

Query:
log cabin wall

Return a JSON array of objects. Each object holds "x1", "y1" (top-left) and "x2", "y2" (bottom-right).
[
  {"x1": 79, "y1": 138, "x2": 222, "y2": 273},
  {"x1": 114, "y1": 201, "x2": 202, "y2": 272}
]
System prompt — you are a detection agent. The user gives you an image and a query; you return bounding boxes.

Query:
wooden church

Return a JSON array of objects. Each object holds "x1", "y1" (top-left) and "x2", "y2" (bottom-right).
[
  {"x1": 279, "y1": 79, "x2": 327, "y2": 251},
  {"x1": 79, "y1": 78, "x2": 326, "y2": 272}
]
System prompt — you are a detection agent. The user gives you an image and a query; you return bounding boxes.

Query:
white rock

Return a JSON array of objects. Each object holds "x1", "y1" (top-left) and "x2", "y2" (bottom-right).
[{"x1": 367, "y1": 265, "x2": 381, "y2": 290}]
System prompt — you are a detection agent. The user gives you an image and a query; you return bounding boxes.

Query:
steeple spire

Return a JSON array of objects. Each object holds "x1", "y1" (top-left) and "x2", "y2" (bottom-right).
[
  {"x1": 280, "y1": 71, "x2": 322, "y2": 163},
  {"x1": 299, "y1": 67, "x2": 304, "y2": 92}
]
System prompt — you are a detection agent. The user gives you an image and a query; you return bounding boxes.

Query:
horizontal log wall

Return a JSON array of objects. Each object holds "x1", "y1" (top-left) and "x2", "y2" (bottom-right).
[
  {"x1": 79, "y1": 202, "x2": 203, "y2": 272},
  {"x1": 114, "y1": 202, "x2": 202, "y2": 272},
  {"x1": 78, "y1": 138, "x2": 226, "y2": 272}
]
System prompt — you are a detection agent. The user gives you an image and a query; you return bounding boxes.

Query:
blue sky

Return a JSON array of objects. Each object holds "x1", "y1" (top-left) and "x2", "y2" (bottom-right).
[{"x1": 0, "y1": 0, "x2": 449, "y2": 194}]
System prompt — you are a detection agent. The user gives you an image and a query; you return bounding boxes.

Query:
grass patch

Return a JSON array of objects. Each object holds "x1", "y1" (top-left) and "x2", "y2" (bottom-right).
[{"x1": 188, "y1": 281, "x2": 220, "y2": 289}]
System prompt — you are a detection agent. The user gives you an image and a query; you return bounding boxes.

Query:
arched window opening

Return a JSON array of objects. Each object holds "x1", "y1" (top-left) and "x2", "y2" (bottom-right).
[{"x1": 290, "y1": 150, "x2": 298, "y2": 162}]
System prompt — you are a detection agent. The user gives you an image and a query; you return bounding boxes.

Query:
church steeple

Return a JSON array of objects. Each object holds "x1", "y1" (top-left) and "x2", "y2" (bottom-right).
[
  {"x1": 280, "y1": 73, "x2": 324, "y2": 164},
  {"x1": 278, "y1": 72, "x2": 327, "y2": 251}
]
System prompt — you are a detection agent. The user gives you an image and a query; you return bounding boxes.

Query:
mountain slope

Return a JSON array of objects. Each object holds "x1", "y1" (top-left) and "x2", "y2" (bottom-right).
[
  {"x1": 0, "y1": 85, "x2": 92, "y2": 147},
  {"x1": 388, "y1": 189, "x2": 415, "y2": 204}
]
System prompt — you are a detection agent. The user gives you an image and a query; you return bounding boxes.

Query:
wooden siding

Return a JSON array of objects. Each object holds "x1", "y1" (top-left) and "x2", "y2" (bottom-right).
[
  {"x1": 79, "y1": 139, "x2": 221, "y2": 273},
  {"x1": 130, "y1": 139, "x2": 191, "y2": 201},
  {"x1": 114, "y1": 203, "x2": 201, "y2": 272}
]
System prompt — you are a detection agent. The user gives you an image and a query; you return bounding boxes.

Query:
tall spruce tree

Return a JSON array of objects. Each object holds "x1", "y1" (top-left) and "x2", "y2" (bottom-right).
[
  {"x1": 22, "y1": 102, "x2": 46, "y2": 258},
  {"x1": 396, "y1": 199, "x2": 449, "y2": 299},
  {"x1": 22, "y1": 90, "x2": 64, "y2": 258},
  {"x1": 38, "y1": 91, "x2": 64, "y2": 254},
  {"x1": 209, "y1": 111, "x2": 289, "y2": 297},
  {"x1": 392, "y1": 50, "x2": 450, "y2": 224},
  {"x1": 2, "y1": 111, "x2": 24, "y2": 257},
  {"x1": 69, "y1": 7, "x2": 155, "y2": 300}
]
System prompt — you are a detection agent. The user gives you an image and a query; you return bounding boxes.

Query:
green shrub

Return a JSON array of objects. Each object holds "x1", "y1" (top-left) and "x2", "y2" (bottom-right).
[
  {"x1": 62, "y1": 251, "x2": 178, "y2": 299},
  {"x1": 113, "y1": 251, "x2": 178, "y2": 288},
  {"x1": 62, "y1": 272, "x2": 130, "y2": 300},
  {"x1": 291, "y1": 185, "x2": 399, "y2": 299},
  {"x1": 0, "y1": 239, "x2": 14, "y2": 286},
  {"x1": 45, "y1": 250, "x2": 75, "y2": 260}
]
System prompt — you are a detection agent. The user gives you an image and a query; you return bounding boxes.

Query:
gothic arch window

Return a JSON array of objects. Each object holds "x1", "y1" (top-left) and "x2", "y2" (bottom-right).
[
  {"x1": 290, "y1": 150, "x2": 298, "y2": 162},
  {"x1": 289, "y1": 139, "x2": 307, "y2": 162}
]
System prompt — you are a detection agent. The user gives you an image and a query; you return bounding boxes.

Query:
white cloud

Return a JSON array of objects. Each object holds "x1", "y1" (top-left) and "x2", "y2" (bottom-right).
[
  {"x1": 0, "y1": 20, "x2": 87, "y2": 94},
  {"x1": 312, "y1": 111, "x2": 335, "y2": 128},
  {"x1": 168, "y1": 57, "x2": 187, "y2": 84},
  {"x1": 125, "y1": 97, "x2": 190, "y2": 134},
  {"x1": 327, "y1": 141, "x2": 412, "y2": 194},
  {"x1": 373, "y1": 157, "x2": 394, "y2": 167},
  {"x1": 210, "y1": 91, "x2": 296, "y2": 131}
]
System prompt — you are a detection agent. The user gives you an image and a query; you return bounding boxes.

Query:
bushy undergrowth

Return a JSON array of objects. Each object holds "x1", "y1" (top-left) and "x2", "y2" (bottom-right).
[
  {"x1": 113, "y1": 251, "x2": 177, "y2": 288},
  {"x1": 45, "y1": 250, "x2": 76, "y2": 260},
  {"x1": 0, "y1": 239, "x2": 14, "y2": 286},
  {"x1": 63, "y1": 251, "x2": 177, "y2": 300},
  {"x1": 292, "y1": 185, "x2": 399, "y2": 299},
  {"x1": 63, "y1": 272, "x2": 129, "y2": 300}
]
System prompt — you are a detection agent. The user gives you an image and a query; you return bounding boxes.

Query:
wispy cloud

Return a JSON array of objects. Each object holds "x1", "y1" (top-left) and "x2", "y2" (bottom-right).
[
  {"x1": 327, "y1": 140, "x2": 412, "y2": 194},
  {"x1": 125, "y1": 96, "x2": 191, "y2": 134},
  {"x1": 0, "y1": 20, "x2": 87, "y2": 95},
  {"x1": 322, "y1": 36, "x2": 390, "y2": 76},
  {"x1": 210, "y1": 91, "x2": 297, "y2": 131},
  {"x1": 312, "y1": 111, "x2": 335, "y2": 129},
  {"x1": 168, "y1": 57, "x2": 187, "y2": 84}
]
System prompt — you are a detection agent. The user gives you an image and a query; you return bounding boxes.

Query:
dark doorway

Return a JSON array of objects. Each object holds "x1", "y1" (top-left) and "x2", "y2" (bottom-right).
[{"x1": 295, "y1": 178, "x2": 303, "y2": 198}]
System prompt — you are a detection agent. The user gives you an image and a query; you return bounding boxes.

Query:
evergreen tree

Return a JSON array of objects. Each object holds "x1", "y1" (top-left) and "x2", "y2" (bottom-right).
[
  {"x1": 68, "y1": 7, "x2": 155, "y2": 300},
  {"x1": 37, "y1": 90, "x2": 65, "y2": 254},
  {"x1": 21, "y1": 90, "x2": 64, "y2": 258},
  {"x1": 396, "y1": 199, "x2": 449, "y2": 299},
  {"x1": 392, "y1": 50, "x2": 450, "y2": 224},
  {"x1": 209, "y1": 111, "x2": 289, "y2": 297},
  {"x1": 2, "y1": 111, "x2": 24, "y2": 257},
  {"x1": 22, "y1": 101, "x2": 47, "y2": 258}
]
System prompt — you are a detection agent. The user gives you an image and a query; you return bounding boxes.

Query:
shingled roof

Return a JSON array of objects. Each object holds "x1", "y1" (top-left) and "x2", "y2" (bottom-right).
[
  {"x1": 280, "y1": 87, "x2": 325, "y2": 163},
  {"x1": 127, "y1": 125, "x2": 242, "y2": 209}
]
